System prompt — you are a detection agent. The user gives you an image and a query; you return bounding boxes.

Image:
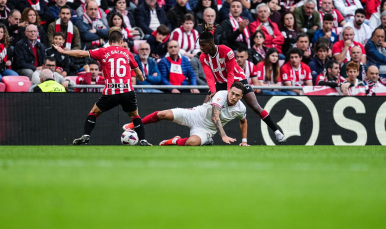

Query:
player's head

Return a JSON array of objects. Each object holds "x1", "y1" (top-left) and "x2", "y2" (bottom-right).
[
  {"x1": 199, "y1": 23, "x2": 215, "y2": 54},
  {"x1": 89, "y1": 60, "x2": 100, "y2": 79},
  {"x1": 326, "y1": 60, "x2": 340, "y2": 78},
  {"x1": 227, "y1": 82, "x2": 244, "y2": 105},
  {"x1": 346, "y1": 61, "x2": 359, "y2": 80},
  {"x1": 108, "y1": 27, "x2": 123, "y2": 45},
  {"x1": 236, "y1": 47, "x2": 248, "y2": 67}
]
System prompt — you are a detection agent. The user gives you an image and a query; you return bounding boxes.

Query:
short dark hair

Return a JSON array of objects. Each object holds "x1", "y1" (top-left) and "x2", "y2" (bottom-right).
[
  {"x1": 237, "y1": 47, "x2": 248, "y2": 53},
  {"x1": 323, "y1": 13, "x2": 334, "y2": 22},
  {"x1": 297, "y1": 33, "x2": 309, "y2": 42},
  {"x1": 326, "y1": 60, "x2": 338, "y2": 73},
  {"x1": 288, "y1": 47, "x2": 303, "y2": 58},
  {"x1": 230, "y1": 81, "x2": 245, "y2": 94},
  {"x1": 182, "y1": 13, "x2": 195, "y2": 23},
  {"x1": 53, "y1": 31, "x2": 65, "y2": 39},
  {"x1": 43, "y1": 56, "x2": 56, "y2": 64},
  {"x1": 315, "y1": 43, "x2": 329, "y2": 52},
  {"x1": 355, "y1": 8, "x2": 366, "y2": 17},
  {"x1": 108, "y1": 28, "x2": 123, "y2": 43},
  {"x1": 199, "y1": 24, "x2": 214, "y2": 42},
  {"x1": 251, "y1": 30, "x2": 265, "y2": 41},
  {"x1": 157, "y1": 25, "x2": 170, "y2": 35},
  {"x1": 59, "y1": 5, "x2": 71, "y2": 13},
  {"x1": 88, "y1": 60, "x2": 99, "y2": 68}
]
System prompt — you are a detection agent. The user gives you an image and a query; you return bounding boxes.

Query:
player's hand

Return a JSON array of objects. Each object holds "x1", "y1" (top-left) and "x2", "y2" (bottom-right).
[
  {"x1": 52, "y1": 44, "x2": 65, "y2": 54},
  {"x1": 344, "y1": 39, "x2": 352, "y2": 48},
  {"x1": 209, "y1": 92, "x2": 216, "y2": 98},
  {"x1": 239, "y1": 142, "x2": 250, "y2": 146},
  {"x1": 222, "y1": 135, "x2": 236, "y2": 144},
  {"x1": 190, "y1": 89, "x2": 200, "y2": 94},
  {"x1": 171, "y1": 89, "x2": 180, "y2": 93},
  {"x1": 137, "y1": 74, "x2": 145, "y2": 82}
]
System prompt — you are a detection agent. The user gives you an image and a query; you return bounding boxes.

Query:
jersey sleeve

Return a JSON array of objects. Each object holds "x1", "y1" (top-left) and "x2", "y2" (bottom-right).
[
  {"x1": 359, "y1": 43, "x2": 366, "y2": 55},
  {"x1": 280, "y1": 65, "x2": 291, "y2": 83},
  {"x1": 211, "y1": 91, "x2": 227, "y2": 108},
  {"x1": 88, "y1": 48, "x2": 104, "y2": 62},
  {"x1": 200, "y1": 53, "x2": 217, "y2": 93},
  {"x1": 316, "y1": 74, "x2": 324, "y2": 85},
  {"x1": 256, "y1": 63, "x2": 264, "y2": 81},
  {"x1": 128, "y1": 51, "x2": 138, "y2": 69},
  {"x1": 237, "y1": 105, "x2": 247, "y2": 120},
  {"x1": 336, "y1": 10, "x2": 345, "y2": 23},
  {"x1": 332, "y1": 42, "x2": 342, "y2": 56},
  {"x1": 304, "y1": 66, "x2": 313, "y2": 81},
  {"x1": 250, "y1": 64, "x2": 258, "y2": 78},
  {"x1": 225, "y1": 49, "x2": 235, "y2": 90}
]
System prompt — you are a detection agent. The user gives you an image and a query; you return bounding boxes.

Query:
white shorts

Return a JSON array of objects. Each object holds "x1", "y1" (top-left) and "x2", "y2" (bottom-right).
[{"x1": 171, "y1": 108, "x2": 213, "y2": 146}]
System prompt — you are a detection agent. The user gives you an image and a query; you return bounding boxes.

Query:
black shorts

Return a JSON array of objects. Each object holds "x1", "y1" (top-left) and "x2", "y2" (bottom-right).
[
  {"x1": 208, "y1": 79, "x2": 254, "y2": 95},
  {"x1": 96, "y1": 91, "x2": 138, "y2": 113}
]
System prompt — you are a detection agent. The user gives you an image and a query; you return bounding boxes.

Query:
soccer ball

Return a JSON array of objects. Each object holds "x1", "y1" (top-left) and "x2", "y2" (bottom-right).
[{"x1": 121, "y1": 130, "x2": 139, "y2": 145}]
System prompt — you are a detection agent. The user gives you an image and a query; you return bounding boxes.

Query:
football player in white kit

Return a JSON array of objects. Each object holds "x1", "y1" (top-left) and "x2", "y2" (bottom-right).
[{"x1": 123, "y1": 82, "x2": 249, "y2": 146}]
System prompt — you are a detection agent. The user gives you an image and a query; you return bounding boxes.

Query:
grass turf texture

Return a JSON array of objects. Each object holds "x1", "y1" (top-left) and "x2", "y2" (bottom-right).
[{"x1": 0, "y1": 146, "x2": 385, "y2": 229}]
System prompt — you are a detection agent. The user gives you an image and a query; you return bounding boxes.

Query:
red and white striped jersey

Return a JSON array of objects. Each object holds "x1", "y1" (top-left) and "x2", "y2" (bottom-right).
[
  {"x1": 89, "y1": 46, "x2": 138, "y2": 95},
  {"x1": 280, "y1": 62, "x2": 312, "y2": 86},
  {"x1": 241, "y1": 60, "x2": 258, "y2": 85},
  {"x1": 170, "y1": 27, "x2": 200, "y2": 55},
  {"x1": 200, "y1": 45, "x2": 246, "y2": 93},
  {"x1": 256, "y1": 61, "x2": 282, "y2": 85},
  {"x1": 316, "y1": 73, "x2": 346, "y2": 85}
]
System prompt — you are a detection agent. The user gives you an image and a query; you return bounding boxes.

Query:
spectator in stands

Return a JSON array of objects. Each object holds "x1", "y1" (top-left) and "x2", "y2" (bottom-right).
[
  {"x1": 341, "y1": 46, "x2": 368, "y2": 81},
  {"x1": 340, "y1": 9, "x2": 371, "y2": 45},
  {"x1": 220, "y1": 0, "x2": 251, "y2": 50},
  {"x1": 190, "y1": 51, "x2": 207, "y2": 85},
  {"x1": 76, "y1": 0, "x2": 108, "y2": 26},
  {"x1": 366, "y1": 0, "x2": 381, "y2": 20},
  {"x1": 341, "y1": 61, "x2": 365, "y2": 95},
  {"x1": 14, "y1": 24, "x2": 46, "y2": 79},
  {"x1": 33, "y1": 69, "x2": 66, "y2": 92},
  {"x1": 158, "y1": 40, "x2": 199, "y2": 93},
  {"x1": 0, "y1": 23, "x2": 18, "y2": 82},
  {"x1": 365, "y1": 66, "x2": 386, "y2": 96},
  {"x1": 294, "y1": 33, "x2": 313, "y2": 64},
  {"x1": 108, "y1": 12, "x2": 134, "y2": 50},
  {"x1": 308, "y1": 43, "x2": 331, "y2": 84},
  {"x1": 49, "y1": 0, "x2": 78, "y2": 22},
  {"x1": 170, "y1": 13, "x2": 200, "y2": 59},
  {"x1": 278, "y1": 0, "x2": 297, "y2": 14},
  {"x1": 332, "y1": 26, "x2": 366, "y2": 65},
  {"x1": 249, "y1": 3, "x2": 284, "y2": 54},
  {"x1": 280, "y1": 47, "x2": 312, "y2": 95},
  {"x1": 267, "y1": 0, "x2": 281, "y2": 25},
  {"x1": 193, "y1": 0, "x2": 218, "y2": 25},
  {"x1": 134, "y1": 0, "x2": 170, "y2": 37},
  {"x1": 45, "y1": 32, "x2": 70, "y2": 77},
  {"x1": 134, "y1": 42, "x2": 163, "y2": 93},
  {"x1": 312, "y1": 14, "x2": 338, "y2": 45},
  {"x1": 17, "y1": 0, "x2": 53, "y2": 26},
  {"x1": 147, "y1": 24, "x2": 170, "y2": 60},
  {"x1": 365, "y1": 28, "x2": 386, "y2": 79},
  {"x1": 280, "y1": 12, "x2": 299, "y2": 55},
  {"x1": 0, "y1": 0, "x2": 10, "y2": 25},
  {"x1": 218, "y1": 0, "x2": 254, "y2": 23},
  {"x1": 47, "y1": 5, "x2": 81, "y2": 50},
  {"x1": 248, "y1": 30, "x2": 268, "y2": 65},
  {"x1": 31, "y1": 56, "x2": 75, "y2": 91},
  {"x1": 335, "y1": 0, "x2": 363, "y2": 22},
  {"x1": 75, "y1": 60, "x2": 105, "y2": 93},
  {"x1": 7, "y1": 9, "x2": 21, "y2": 48},
  {"x1": 107, "y1": 0, "x2": 136, "y2": 29},
  {"x1": 316, "y1": 60, "x2": 346, "y2": 87},
  {"x1": 236, "y1": 47, "x2": 258, "y2": 88},
  {"x1": 293, "y1": 0, "x2": 320, "y2": 39},
  {"x1": 75, "y1": 1, "x2": 109, "y2": 50},
  {"x1": 167, "y1": 0, "x2": 193, "y2": 30},
  {"x1": 196, "y1": 8, "x2": 221, "y2": 44},
  {"x1": 318, "y1": 0, "x2": 346, "y2": 34},
  {"x1": 18, "y1": 8, "x2": 48, "y2": 47},
  {"x1": 369, "y1": 0, "x2": 386, "y2": 32}
]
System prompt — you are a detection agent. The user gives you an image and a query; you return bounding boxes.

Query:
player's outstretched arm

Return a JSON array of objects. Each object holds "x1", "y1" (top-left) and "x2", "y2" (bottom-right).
[
  {"x1": 52, "y1": 44, "x2": 89, "y2": 58},
  {"x1": 211, "y1": 105, "x2": 236, "y2": 144},
  {"x1": 239, "y1": 118, "x2": 249, "y2": 147},
  {"x1": 133, "y1": 67, "x2": 145, "y2": 82}
]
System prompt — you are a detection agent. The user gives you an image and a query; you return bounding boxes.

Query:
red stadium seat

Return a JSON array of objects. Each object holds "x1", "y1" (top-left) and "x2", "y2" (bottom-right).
[
  {"x1": 133, "y1": 40, "x2": 147, "y2": 55},
  {"x1": 0, "y1": 82, "x2": 5, "y2": 92},
  {"x1": 2, "y1": 76, "x2": 30, "y2": 81},
  {"x1": 66, "y1": 76, "x2": 78, "y2": 83},
  {"x1": 2, "y1": 77, "x2": 31, "y2": 92}
]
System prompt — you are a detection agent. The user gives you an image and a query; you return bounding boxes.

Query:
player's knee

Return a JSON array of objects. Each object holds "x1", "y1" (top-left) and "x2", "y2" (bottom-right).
[
  {"x1": 185, "y1": 138, "x2": 201, "y2": 146},
  {"x1": 157, "y1": 110, "x2": 172, "y2": 120}
]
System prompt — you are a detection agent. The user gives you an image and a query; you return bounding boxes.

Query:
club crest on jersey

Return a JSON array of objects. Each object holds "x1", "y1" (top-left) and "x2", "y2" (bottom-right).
[
  {"x1": 283, "y1": 73, "x2": 288, "y2": 80},
  {"x1": 219, "y1": 58, "x2": 225, "y2": 64},
  {"x1": 231, "y1": 111, "x2": 236, "y2": 116},
  {"x1": 217, "y1": 97, "x2": 221, "y2": 102}
]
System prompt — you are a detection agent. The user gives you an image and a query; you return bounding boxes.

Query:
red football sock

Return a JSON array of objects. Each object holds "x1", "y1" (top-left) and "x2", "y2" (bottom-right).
[
  {"x1": 176, "y1": 138, "x2": 188, "y2": 146},
  {"x1": 141, "y1": 111, "x2": 160, "y2": 125},
  {"x1": 259, "y1": 110, "x2": 269, "y2": 119}
]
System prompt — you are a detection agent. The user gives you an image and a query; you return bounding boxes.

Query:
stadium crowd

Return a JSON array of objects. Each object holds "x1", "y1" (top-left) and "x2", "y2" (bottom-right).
[{"x1": 0, "y1": 0, "x2": 386, "y2": 95}]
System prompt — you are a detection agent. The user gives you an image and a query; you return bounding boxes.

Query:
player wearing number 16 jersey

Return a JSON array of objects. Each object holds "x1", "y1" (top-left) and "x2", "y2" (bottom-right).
[
  {"x1": 198, "y1": 24, "x2": 285, "y2": 143},
  {"x1": 52, "y1": 27, "x2": 152, "y2": 146}
]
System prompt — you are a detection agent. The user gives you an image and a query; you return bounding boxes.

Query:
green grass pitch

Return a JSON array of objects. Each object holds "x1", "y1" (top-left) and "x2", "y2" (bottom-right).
[{"x1": 0, "y1": 146, "x2": 385, "y2": 229}]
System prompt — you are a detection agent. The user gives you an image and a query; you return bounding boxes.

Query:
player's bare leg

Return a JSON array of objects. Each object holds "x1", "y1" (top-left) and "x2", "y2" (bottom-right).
[
  {"x1": 126, "y1": 109, "x2": 152, "y2": 146},
  {"x1": 242, "y1": 92, "x2": 286, "y2": 143},
  {"x1": 159, "y1": 135, "x2": 201, "y2": 146},
  {"x1": 123, "y1": 110, "x2": 174, "y2": 130},
  {"x1": 73, "y1": 104, "x2": 103, "y2": 145}
]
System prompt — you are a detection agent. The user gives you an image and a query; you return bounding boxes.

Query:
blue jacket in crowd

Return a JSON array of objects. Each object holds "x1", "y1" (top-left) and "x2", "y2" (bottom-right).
[
  {"x1": 75, "y1": 16, "x2": 110, "y2": 49},
  {"x1": 308, "y1": 56, "x2": 331, "y2": 85},
  {"x1": 134, "y1": 3, "x2": 170, "y2": 35},
  {"x1": 14, "y1": 37, "x2": 46, "y2": 71},
  {"x1": 218, "y1": 1, "x2": 254, "y2": 23},
  {"x1": 49, "y1": 5, "x2": 78, "y2": 23},
  {"x1": 365, "y1": 38, "x2": 386, "y2": 78},
  {"x1": 158, "y1": 55, "x2": 197, "y2": 86},
  {"x1": 134, "y1": 56, "x2": 162, "y2": 85},
  {"x1": 312, "y1": 29, "x2": 338, "y2": 44}
]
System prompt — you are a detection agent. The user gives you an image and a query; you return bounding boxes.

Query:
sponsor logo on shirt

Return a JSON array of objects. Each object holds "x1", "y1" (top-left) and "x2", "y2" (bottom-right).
[{"x1": 107, "y1": 83, "x2": 130, "y2": 89}]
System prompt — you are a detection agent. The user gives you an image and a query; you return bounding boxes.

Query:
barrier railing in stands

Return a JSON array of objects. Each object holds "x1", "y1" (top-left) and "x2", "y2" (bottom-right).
[{"x1": 69, "y1": 85, "x2": 304, "y2": 90}]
